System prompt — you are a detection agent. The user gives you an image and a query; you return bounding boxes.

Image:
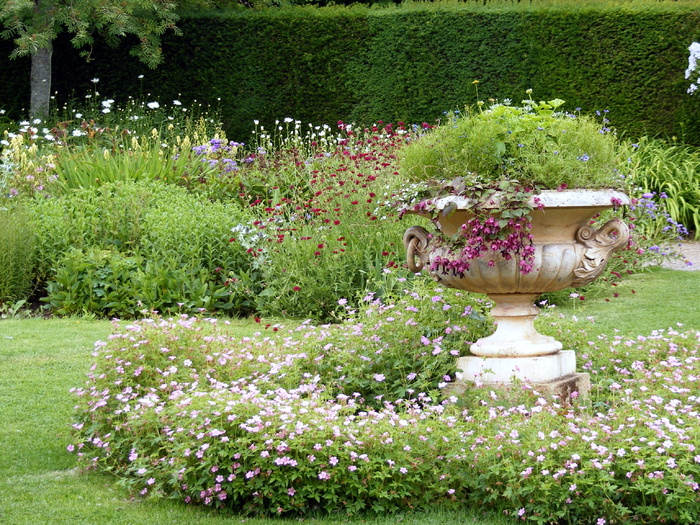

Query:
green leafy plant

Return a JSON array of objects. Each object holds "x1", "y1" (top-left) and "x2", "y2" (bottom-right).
[
  {"x1": 44, "y1": 247, "x2": 144, "y2": 317},
  {"x1": 0, "y1": 202, "x2": 36, "y2": 304},
  {"x1": 32, "y1": 180, "x2": 257, "y2": 317},
  {"x1": 400, "y1": 93, "x2": 624, "y2": 190},
  {"x1": 627, "y1": 137, "x2": 700, "y2": 238}
]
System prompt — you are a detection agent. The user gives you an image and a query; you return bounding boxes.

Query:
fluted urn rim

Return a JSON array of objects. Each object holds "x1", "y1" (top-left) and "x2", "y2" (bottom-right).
[{"x1": 419, "y1": 189, "x2": 630, "y2": 214}]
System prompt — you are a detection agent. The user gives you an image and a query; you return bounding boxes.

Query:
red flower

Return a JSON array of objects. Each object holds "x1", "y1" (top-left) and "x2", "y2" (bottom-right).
[{"x1": 293, "y1": 286, "x2": 301, "y2": 291}]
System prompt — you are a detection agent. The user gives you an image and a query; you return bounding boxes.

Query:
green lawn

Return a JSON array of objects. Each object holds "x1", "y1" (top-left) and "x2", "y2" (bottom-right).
[
  {"x1": 539, "y1": 269, "x2": 700, "y2": 337},
  {"x1": 0, "y1": 268, "x2": 697, "y2": 524}
]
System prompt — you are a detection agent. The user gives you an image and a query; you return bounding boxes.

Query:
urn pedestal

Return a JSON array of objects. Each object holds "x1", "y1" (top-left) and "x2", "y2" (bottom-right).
[{"x1": 403, "y1": 190, "x2": 630, "y2": 392}]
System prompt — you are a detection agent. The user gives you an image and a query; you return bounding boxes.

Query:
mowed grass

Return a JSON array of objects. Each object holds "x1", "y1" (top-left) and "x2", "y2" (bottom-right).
[
  {"x1": 539, "y1": 268, "x2": 700, "y2": 336},
  {"x1": 0, "y1": 268, "x2": 697, "y2": 524}
]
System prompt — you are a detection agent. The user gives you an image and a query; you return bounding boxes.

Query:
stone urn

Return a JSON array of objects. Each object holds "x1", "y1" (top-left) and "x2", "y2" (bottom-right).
[{"x1": 403, "y1": 189, "x2": 630, "y2": 388}]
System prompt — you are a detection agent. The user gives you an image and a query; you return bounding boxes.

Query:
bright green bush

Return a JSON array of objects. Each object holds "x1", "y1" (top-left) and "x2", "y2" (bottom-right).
[
  {"x1": 399, "y1": 97, "x2": 625, "y2": 190},
  {"x1": 33, "y1": 180, "x2": 258, "y2": 317},
  {"x1": 31, "y1": 181, "x2": 161, "y2": 282}
]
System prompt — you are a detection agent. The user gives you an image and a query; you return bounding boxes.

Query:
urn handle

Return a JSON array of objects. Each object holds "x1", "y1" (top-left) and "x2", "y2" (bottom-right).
[
  {"x1": 403, "y1": 226, "x2": 431, "y2": 273},
  {"x1": 572, "y1": 218, "x2": 630, "y2": 287}
]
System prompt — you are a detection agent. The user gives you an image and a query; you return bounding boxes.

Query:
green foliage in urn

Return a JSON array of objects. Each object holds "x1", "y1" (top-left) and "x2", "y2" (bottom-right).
[
  {"x1": 397, "y1": 92, "x2": 630, "y2": 276},
  {"x1": 399, "y1": 93, "x2": 627, "y2": 192}
]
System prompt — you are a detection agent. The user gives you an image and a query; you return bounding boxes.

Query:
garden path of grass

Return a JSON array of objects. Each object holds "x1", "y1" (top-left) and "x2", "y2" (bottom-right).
[{"x1": 0, "y1": 268, "x2": 697, "y2": 524}]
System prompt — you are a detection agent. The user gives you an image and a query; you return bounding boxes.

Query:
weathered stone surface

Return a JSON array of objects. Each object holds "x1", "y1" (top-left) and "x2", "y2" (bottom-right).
[
  {"x1": 404, "y1": 189, "x2": 630, "y2": 362},
  {"x1": 456, "y1": 350, "x2": 577, "y2": 383}
]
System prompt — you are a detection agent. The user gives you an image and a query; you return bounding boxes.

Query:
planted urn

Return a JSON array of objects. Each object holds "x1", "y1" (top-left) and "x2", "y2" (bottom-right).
[{"x1": 399, "y1": 95, "x2": 631, "y2": 384}]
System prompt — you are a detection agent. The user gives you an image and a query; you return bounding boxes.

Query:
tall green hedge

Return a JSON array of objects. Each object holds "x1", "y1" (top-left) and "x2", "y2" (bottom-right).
[{"x1": 2, "y1": 1, "x2": 700, "y2": 142}]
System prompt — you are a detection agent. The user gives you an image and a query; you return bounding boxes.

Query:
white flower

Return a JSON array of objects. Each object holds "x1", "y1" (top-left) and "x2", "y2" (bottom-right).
[
  {"x1": 173, "y1": 100, "x2": 182, "y2": 106},
  {"x1": 91, "y1": 78, "x2": 99, "y2": 83},
  {"x1": 138, "y1": 74, "x2": 144, "y2": 79},
  {"x1": 147, "y1": 101, "x2": 160, "y2": 109},
  {"x1": 686, "y1": 42, "x2": 700, "y2": 93}
]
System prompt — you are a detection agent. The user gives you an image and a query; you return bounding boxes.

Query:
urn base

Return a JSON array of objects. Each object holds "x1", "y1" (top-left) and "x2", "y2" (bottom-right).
[{"x1": 456, "y1": 350, "x2": 577, "y2": 383}]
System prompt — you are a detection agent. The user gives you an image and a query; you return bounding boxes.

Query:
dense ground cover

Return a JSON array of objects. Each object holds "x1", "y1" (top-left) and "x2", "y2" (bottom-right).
[{"x1": 0, "y1": 316, "x2": 510, "y2": 525}]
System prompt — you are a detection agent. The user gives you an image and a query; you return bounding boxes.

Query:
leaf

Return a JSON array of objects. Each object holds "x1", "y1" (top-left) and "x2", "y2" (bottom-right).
[
  {"x1": 441, "y1": 201, "x2": 458, "y2": 218},
  {"x1": 549, "y1": 98, "x2": 566, "y2": 109},
  {"x1": 494, "y1": 141, "x2": 507, "y2": 157}
]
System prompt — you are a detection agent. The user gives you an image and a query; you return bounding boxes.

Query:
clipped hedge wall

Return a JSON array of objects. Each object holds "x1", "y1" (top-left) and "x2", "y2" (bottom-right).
[{"x1": 2, "y1": 1, "x2": 700, "y2": 142}]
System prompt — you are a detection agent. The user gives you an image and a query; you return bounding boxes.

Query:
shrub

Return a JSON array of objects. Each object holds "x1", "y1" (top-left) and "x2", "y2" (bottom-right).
[{"x1": 33, "y1": 180, "x2": 258, "y2": 317}]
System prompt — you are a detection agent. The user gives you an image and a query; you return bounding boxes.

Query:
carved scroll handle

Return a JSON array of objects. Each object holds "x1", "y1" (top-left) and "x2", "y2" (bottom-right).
[
  {"x1": 403, "y1": 226, "x2": 431, "y2": 273},
  {"x1": 572, "y1": 218, "x2": 630, "y2": 287}
]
